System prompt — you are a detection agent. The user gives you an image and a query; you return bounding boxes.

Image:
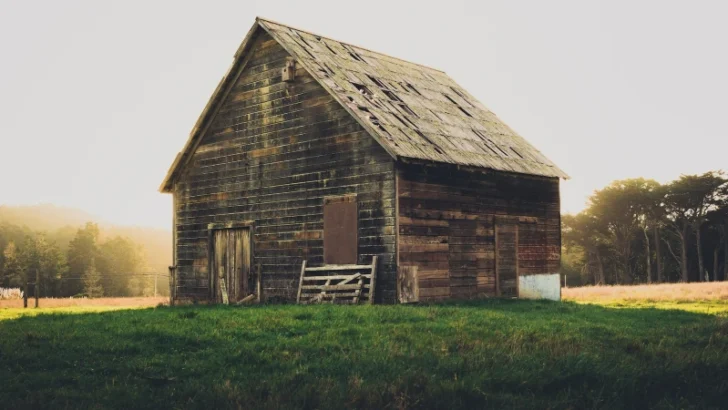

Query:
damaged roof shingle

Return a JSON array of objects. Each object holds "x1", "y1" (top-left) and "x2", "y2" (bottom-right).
[
  {"x1": 160, "y1": 17, "x2": 568, "y2": 192},
  {"x1": 257, "y1": 18, "x2": 568, "y2": 179}
]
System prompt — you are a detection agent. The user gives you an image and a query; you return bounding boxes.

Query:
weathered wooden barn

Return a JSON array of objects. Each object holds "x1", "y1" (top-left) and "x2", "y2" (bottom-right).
[{"x1": 160, "y1": 18, "x2": 568, "y2": 304}]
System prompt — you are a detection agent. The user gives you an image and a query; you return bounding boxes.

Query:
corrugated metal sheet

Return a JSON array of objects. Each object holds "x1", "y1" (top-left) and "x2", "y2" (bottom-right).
[{"x1": 258, "y1": 18, "x2": 568, "y2": 179}]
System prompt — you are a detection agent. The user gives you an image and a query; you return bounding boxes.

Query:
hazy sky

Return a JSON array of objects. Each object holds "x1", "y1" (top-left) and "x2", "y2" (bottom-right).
[{"x1": 1, "y1": 0, "x2": 726, "y2": 229}]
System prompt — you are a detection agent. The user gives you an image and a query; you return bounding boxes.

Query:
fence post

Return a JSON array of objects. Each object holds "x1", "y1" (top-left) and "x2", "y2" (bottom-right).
[
  {"x1": 23, "y1": 280, "x2": 28, "y2": 308},
  {"x1": 35, "y1": 269, "x2": 40, "y2": 308},
  {"x1": 168, "y1": 266, "x2": 176, "y2": 306},
  {"x1": 256, "y1": 263, "x2": 262, "y2": 303}
]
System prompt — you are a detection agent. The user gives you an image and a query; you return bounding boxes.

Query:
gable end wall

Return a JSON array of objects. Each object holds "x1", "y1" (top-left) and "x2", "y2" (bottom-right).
[{"x1": 173, "y1": 31, "x2": 397, "y2": 302}]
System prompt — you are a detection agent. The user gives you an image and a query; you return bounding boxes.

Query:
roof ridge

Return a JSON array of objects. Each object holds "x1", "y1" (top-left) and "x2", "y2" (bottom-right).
[{"x1": 256, "y1": 16, "x2": 446, "y2": 74}]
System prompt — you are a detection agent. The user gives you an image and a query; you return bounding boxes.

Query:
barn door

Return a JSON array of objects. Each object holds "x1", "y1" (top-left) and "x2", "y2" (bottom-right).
[
  {"x1": 496, "y1": 219, "x2": 519, "y2": 297},
  {"x1": 212, "y1": 228, "x2": 251, "y2": 303}
]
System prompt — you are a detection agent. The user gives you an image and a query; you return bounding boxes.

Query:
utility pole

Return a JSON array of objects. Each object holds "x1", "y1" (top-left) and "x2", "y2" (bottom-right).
[{"x1": 154, "y1": 273, "x2": 158, "y2": 297}]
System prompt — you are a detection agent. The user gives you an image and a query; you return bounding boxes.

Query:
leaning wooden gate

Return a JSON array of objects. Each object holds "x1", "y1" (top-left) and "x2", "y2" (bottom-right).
[
  {"x1": 297, "y1": 256, "x2": 377, "y2": 304},
  {"x1": 211, "y1": 227, "x2": 252, "y2": 304}
]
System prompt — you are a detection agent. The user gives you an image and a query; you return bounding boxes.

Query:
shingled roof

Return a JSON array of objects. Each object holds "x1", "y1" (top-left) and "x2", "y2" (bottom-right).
[{"x1": 160, "y1": 18, "x2": 567, "y2": 192}]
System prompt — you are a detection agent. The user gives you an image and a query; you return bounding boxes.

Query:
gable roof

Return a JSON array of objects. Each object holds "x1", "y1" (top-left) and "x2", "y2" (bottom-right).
[{"x1": 160, "y1": 18, "x2": 567, "y2": 193}]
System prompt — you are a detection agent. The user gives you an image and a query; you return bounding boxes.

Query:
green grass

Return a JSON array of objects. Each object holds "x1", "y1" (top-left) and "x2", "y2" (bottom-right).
[
  {"x1": 0, "y1": 305, "x2": 150, "y2": 321},
  {"x1": 1, "y1": 300, "x2": 728, "y2": 409}
]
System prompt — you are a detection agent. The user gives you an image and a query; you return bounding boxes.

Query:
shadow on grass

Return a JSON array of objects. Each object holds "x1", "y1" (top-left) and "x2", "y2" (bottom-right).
[{"x1": 1, "y1": 299, "x2": 727, "y2": 409}]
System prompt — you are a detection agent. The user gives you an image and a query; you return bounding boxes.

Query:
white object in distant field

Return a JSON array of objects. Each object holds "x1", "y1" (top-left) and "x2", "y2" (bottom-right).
[{"x1": 519, "y1": 273, "x2": 561, "y2": 301}]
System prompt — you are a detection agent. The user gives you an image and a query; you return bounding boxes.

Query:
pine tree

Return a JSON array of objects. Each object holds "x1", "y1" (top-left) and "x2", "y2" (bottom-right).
[
  {"x1": 65, "y1": 222, "x2": 99, "y2": 296},
  {"x1": 1, "y1": 241, "x2": 22, "y2": 287},
  {"x1": 83, "y1": 261, "x2": 103, "y2": 298}
]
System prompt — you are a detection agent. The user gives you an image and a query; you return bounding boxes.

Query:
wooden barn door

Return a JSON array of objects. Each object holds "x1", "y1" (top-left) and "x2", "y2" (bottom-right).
[
  {"x1": 212, "y1": 228, "x2": 251, "y2": 303},
  {"x1": 495, "y1": 219, "x2": 519, "y2": 297}
]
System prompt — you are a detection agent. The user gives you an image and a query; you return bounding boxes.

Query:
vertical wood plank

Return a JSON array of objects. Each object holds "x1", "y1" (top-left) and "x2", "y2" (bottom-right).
[
  {"x1": 208, "y1": 228, "x2": 215, "y2": 300},
  {"x1": 515, "y1": 226, "x2": 520, "y2": 298},
  {"x1": 369, "y1": 255, "x2": 378, "y2": 304},
  {"x1": 495, "y1": 224, "x2": 500, "y2": 297},
  {"x1": 394, "y1": 167, "x2": 401, "y2": 301},
  {"x1": 296, "y1": 260, "x2": 307, "y2": 303}
]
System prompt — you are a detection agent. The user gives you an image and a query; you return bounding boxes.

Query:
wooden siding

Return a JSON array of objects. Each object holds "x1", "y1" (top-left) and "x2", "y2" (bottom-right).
[
  {"x1": 173, "y1": 31, "x2": 396, "y2": 303},
  {"x1": 397, "y1": 163, "x2": 560, "y2": 302}
]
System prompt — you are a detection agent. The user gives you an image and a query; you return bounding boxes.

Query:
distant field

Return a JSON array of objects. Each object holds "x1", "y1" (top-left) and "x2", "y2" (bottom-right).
[
  {"x1": 0, "y1": 297, "x2": 168, "y2": 320},
  {"x1": 1, "y1": 297, "x2": 728, "y2": 409},
  {"x1": 0, "y1": 296, "x2": 167, "y2": 309},
  {"x1": 563, "y1": 282, "x2": 728, "y2": 302}
]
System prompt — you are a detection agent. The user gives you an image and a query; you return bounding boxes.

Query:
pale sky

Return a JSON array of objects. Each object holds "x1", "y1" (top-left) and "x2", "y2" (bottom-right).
[{"x1": 1, "y1": 0, "x2": 726, "y2": 229}]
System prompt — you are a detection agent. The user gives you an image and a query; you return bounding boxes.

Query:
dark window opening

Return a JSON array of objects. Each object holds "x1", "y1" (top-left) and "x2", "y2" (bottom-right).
[{"x1": 323, "y1": 196, "x2": 358, "y2": 265}]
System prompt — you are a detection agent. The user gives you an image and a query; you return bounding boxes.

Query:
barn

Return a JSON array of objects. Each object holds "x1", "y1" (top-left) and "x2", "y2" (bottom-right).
[{"x1": 160, "y1": 18, "x2": 568, "y2": 304}]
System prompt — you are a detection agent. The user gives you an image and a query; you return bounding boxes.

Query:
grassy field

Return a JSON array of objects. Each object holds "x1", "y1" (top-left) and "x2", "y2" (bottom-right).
[
  {"x1": 0, "y1": 296, "x2": 167, "y2": 309},
  {"x1": 563, "y1": 282, "x2": 728, "y2": 302},
  {"x1": 1, "y1": 294, "x2": 728, "y2": 409}
]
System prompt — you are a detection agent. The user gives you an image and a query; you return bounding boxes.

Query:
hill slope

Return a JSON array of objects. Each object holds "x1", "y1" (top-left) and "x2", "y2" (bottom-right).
[{"x1": 0, "y1": 204, "x2": 171, "y2": 272}]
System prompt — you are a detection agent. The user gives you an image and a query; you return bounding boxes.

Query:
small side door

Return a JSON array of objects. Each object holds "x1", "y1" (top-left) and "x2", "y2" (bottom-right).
[{"x1": 212, "y1": 228, "x2": 251, "y2": 303}]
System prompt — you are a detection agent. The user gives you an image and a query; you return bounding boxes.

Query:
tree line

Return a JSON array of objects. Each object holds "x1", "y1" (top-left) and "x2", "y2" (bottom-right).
[
  {"x1": 0, "y1": 221, "x2": 168, "y2": 297},
  {"x1": 563, "y1": 171, "x2": 728, "y2": 286}
]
